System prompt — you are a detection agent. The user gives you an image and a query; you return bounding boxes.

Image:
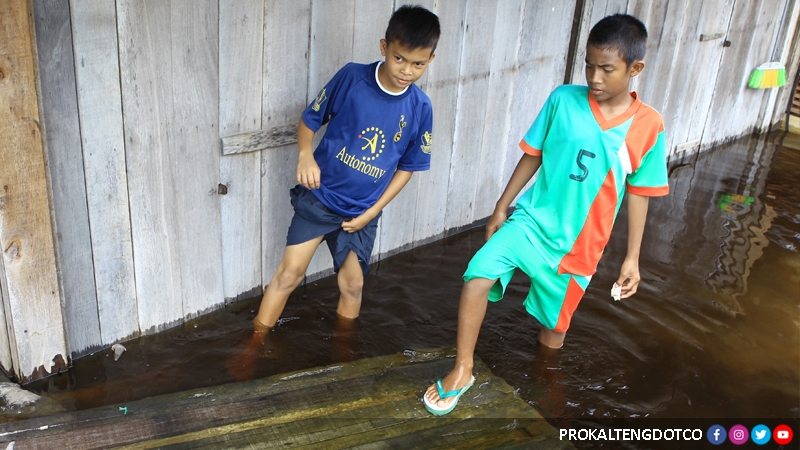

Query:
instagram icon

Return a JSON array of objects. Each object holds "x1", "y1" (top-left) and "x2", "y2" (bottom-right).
[{"x1": 729, "y1": 425, "x2": 749, "y2": 445}]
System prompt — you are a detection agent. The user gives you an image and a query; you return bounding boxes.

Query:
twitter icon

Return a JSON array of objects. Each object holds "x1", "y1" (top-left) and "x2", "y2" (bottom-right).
[{"x1": 751, "y1": 424, "x2": 771, "y2": 445}]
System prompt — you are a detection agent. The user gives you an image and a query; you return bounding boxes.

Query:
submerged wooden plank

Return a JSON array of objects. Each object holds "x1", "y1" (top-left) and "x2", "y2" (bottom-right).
[
  {"x1": 219, "y1": 0, "x2": 264, "y2": 303},
  {"x1": 70, "y1": 0, "x2": 139, "y2": 348},
  {"x1": 0, "y1": 349, "x2": 571, "y2": 449},
  {"x1": 33, "y1": 0, "x2": 100, "y2": 358},
  {"x1": 0, "y1": 0, "x2": 68, "y2": 382}
]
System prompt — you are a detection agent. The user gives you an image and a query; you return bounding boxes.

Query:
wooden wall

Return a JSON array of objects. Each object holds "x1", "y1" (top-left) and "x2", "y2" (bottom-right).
[{"x1": 0, "y1": 0, "x2": 796, "y2": 382}]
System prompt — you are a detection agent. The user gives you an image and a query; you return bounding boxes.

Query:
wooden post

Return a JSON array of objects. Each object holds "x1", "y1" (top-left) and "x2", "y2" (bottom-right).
[{"x1": 0, "y1": 0, "x2": 69, "y2": 383}]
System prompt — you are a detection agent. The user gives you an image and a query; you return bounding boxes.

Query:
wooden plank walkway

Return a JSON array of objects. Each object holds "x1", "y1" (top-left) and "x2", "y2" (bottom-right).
[{"x1": 0, "y1": 349, "x2": 574, "y2": 449}]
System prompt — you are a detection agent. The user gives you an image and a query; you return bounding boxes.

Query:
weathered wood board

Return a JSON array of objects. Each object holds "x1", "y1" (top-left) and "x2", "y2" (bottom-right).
[
  {"x1": 220, "y1": 0, "x2": 264, "y2": 303},
  {"x1": 169, "y1": 0, "x2": 224, "y2": 319},
  {"x1": 474, "y1": 0, "x2": 526, "y2": 219},
  {"x1": 702, "y1": 0, "x2": 787, "y2": 146},
  {"x1": 117, "y1": 0, "x2": 182, "y2": 333},
  {"x1": 412, "y1": 0, "x2": 467, "y2": 244},
  {"x1": 33, "y1": 0, "x2": 100, "y2": 358},
  {"x1": 0, "y1": 350, "x2": 574, "y2": 449},
  {"x1": 260, "y1": 1, "x2": 312, "y2": 288},
  {"x1": 304, "y1": 0, "x2": 356, "y2": 278},
  {"x1": 69, "y1": 0, "x2": 139, "y2": 349},
  {"x1": 505, "y1": 1, "x2": 577, "y2": 191},
  {"x1": 445, "y1": 1, "x2": 499, "y2": 231},
  {"x1": 0, "y1": 0, "x2": 68, "y2": 382}
]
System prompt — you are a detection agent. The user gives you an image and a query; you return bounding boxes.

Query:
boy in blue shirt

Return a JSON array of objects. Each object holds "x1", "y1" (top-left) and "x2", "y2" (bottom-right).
[
  {"x1": 423, "y1": 14, "x2": 669, "y2": 415},
  {"x1": 253, "y1": 6, "x2": 440, "y2": 330}
]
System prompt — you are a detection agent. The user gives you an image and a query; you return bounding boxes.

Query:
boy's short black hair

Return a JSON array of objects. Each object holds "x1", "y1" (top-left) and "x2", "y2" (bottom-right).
[
  {"x1": 587, "y1": 14, "x2": 647, "y2": 66},
  {"x1": 385, "y1": 5, "x2": 441, "y2": 53}
]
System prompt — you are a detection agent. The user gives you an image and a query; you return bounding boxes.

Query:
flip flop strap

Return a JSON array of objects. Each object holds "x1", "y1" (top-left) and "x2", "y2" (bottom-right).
[{"x1": 435, "y1": 379, "x2": 463, "y2": 399}]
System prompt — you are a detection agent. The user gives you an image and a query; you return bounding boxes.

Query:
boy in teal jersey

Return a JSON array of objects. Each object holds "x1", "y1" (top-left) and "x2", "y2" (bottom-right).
[{"x1": 423, "y1": 14, "x2": 669, "y2": 415}]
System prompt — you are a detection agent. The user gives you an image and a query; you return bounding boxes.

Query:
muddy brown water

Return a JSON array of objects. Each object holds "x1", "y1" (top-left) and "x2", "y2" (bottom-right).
[{"x1": 11, "y1": 136, "x2": 800, "y2": 438}]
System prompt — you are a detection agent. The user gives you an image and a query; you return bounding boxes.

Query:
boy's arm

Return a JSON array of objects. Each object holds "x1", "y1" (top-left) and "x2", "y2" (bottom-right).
[
  {"x1": 296, "y1": 118, "x2": 321, "y2": 189},
  {"x1": 341, "y1": 169, "x2": 413, "y2": 233},
  {"x1": 617, "y1": 192, "x2": 649, "y2": 299},
  {"x1": 485, "y1": 154, "x2": 542, "y2": 240}
]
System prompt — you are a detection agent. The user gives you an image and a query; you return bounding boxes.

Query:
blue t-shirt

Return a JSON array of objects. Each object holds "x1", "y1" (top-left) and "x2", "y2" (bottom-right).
[{"x1": 301, "y1": 61, "x2": 433, "y2": 217}]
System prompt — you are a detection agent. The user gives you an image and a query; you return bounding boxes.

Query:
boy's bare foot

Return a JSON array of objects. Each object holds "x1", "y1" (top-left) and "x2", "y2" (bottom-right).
[{"x1": 423, "y1": 366, "x2": 474, "y2": 410}]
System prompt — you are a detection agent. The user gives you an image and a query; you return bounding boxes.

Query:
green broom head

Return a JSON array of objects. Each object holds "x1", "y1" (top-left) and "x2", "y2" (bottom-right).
[{"x1": 748, "y1": 62, "x2": 787, "y2": 88}]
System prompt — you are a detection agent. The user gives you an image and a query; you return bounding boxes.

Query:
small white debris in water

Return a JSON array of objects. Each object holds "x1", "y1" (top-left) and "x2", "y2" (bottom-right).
[
  {"x1": 190, "y1": 393, "x2": 212, "y2": 398},
  {"x1": 111, "y1": 344, "x2": 126, "y2": 361}
]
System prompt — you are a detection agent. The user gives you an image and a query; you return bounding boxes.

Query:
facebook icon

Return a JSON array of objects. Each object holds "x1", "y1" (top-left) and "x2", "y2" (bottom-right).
[{"x1": 707, "y1": 425, "x2": 727, "y2": 445}]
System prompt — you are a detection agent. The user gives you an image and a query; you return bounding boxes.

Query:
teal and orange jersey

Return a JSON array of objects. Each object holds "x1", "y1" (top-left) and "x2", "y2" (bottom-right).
[{"x1": 514, "y1": 84, "x2": 669, "y2": 277}]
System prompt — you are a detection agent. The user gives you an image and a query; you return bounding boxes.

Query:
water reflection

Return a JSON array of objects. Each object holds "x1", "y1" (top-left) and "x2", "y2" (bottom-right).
[{"x1": 14, "y1": 135, "x2": 800, "y2": 427}]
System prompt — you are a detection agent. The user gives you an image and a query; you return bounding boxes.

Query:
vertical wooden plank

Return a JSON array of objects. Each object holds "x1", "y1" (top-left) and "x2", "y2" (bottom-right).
[
  {"x1": 445, "y1": 0, "x2": 498, "y2": 230},
  {"x1": 0, "y1": 252, "x2": 12, "y2": 374},
  {"x1": 412, "y1": 0, "x2": 467, "y2": 244},
  {"x1": 69, "y1": 0, "x2": 139, "y2": 348},
  {"x1": 505, "y1": 0, "x2": 577, "y2": 185},
  {"x1": 220, "y1": 0, "x2": 264, "y2": 302},
  {"x1": 568, "y1": 0, "x2": 593, "y2": 84},
  {"x1": 117, "y1": 0, "x2": 182, "y2": 333},
  {"x1": 33, "y1": 0, "x2": 100, "y2": 356},
  {"x1": 261, "y1": 1, "x2": 311, "y2": 288},
  {"x1": 304, "y1": 0, "x2": 356, "y2": 278},
  {"x1": 765, "y1": 0, "x2": 800, "y2": 128},
  {"x1": 0, "y1": 0, "x2": 68, "y2": 381},
  {"x1": 702, "y1": 0, "x2": 786, "y2": 146},
  {"x1": 628, "y1": 0, "x2": 691, "y2": 154},
  {"x1": 352, "y1": 0, "x2": 393, "y2": 63},
  {"x1": 571, "y1": 0, "x2": 630, "y2": 87},
  {"x1": 169, "y1": 0, "x2": 223, "y2": 318},
  {"x1": 473, "y1": 0, "x2": 526, "y2": 219}
]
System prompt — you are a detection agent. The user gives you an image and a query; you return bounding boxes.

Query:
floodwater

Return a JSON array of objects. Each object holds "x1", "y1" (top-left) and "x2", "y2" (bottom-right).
[{"x1": 10, "y1": 135, "x2": 800, "y2": 441}]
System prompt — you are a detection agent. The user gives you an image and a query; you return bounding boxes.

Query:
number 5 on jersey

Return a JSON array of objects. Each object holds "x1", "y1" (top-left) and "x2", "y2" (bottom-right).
[{"x1": 570, "y1": 149, "x2": 596, "y2": 182}]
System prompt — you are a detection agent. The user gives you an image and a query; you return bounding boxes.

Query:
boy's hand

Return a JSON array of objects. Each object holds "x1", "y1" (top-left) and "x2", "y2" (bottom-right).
[
  {"x1": 485, "y1": 208, "x2": 508, "y2": 241},
  {"x1": 615, "y1": 258, "x2": 641, "y2": 299},
  {"x1": 342, "y1": 211, "x2": 376, "y2": 233},
  {"x1": 297, "y1": 154, "x2": 321, "y2": 189}
]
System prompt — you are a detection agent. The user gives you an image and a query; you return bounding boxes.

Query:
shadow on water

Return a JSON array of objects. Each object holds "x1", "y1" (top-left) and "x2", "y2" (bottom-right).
[{"x1": 14, "y1": 135, "x2": 800, "y2": 428}]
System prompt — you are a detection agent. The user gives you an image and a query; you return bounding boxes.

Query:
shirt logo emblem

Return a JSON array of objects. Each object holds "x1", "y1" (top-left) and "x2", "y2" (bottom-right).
[
  {"x1": 359, "y1": 127, "x2": 385, "y2": 161},
  {"x1": 312, "y1": 88, "x2": 327, "y2": 112},
  {"x1": 420, "y1": 131, "x2": 432, "y2": 154},
  {"x1": 394, "y1": 115, "x2": 407, "y2": 142}
]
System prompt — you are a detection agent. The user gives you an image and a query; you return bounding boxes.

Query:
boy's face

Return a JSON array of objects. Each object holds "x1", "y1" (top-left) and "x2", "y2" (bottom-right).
[
  {"x1": 378, "y1": 39, "x2": 435, "y2": 93},
  {"x1": 584, "y1": 44, "x2": 644, "y2": 105}
]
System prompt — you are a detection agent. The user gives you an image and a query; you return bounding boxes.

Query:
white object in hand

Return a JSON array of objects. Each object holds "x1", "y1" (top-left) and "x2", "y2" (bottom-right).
[{"x1": 610, "y1": 283, "x2": 622, "y2": 301}]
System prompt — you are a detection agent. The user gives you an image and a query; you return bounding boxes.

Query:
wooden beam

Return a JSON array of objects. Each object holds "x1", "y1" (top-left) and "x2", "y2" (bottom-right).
[
  {"x1": 0, "y1": 0, "x2": 68, "y2": 383},
  {"x1": 220, "y1": 124, "x2": 299, "y2": 156}
]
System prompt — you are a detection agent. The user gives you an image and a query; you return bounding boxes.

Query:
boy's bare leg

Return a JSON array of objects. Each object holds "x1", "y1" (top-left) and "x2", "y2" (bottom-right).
[
  {"x1": 336, "y1": 250, "x2": 364, "y2": 319},
  {"x1": 255, "y1": 236, "x2": 325, "y2": 328},
  {"x1": 538, "y1": 328, "x2": 566, "y2": 349},
  {"x1": 424, "y1": 277, "x2": 495, "y2": 409}
]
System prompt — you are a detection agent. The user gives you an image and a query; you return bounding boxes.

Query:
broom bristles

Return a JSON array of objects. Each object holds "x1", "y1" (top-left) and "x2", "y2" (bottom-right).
[{"x1": 748, "y1": 62, "x2": 787, "y2": 88}]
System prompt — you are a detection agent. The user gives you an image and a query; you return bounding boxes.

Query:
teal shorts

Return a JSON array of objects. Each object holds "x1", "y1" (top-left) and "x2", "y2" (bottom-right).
[{"x1": 463, "y1": 222, "x2": 591, "y2": 333}]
